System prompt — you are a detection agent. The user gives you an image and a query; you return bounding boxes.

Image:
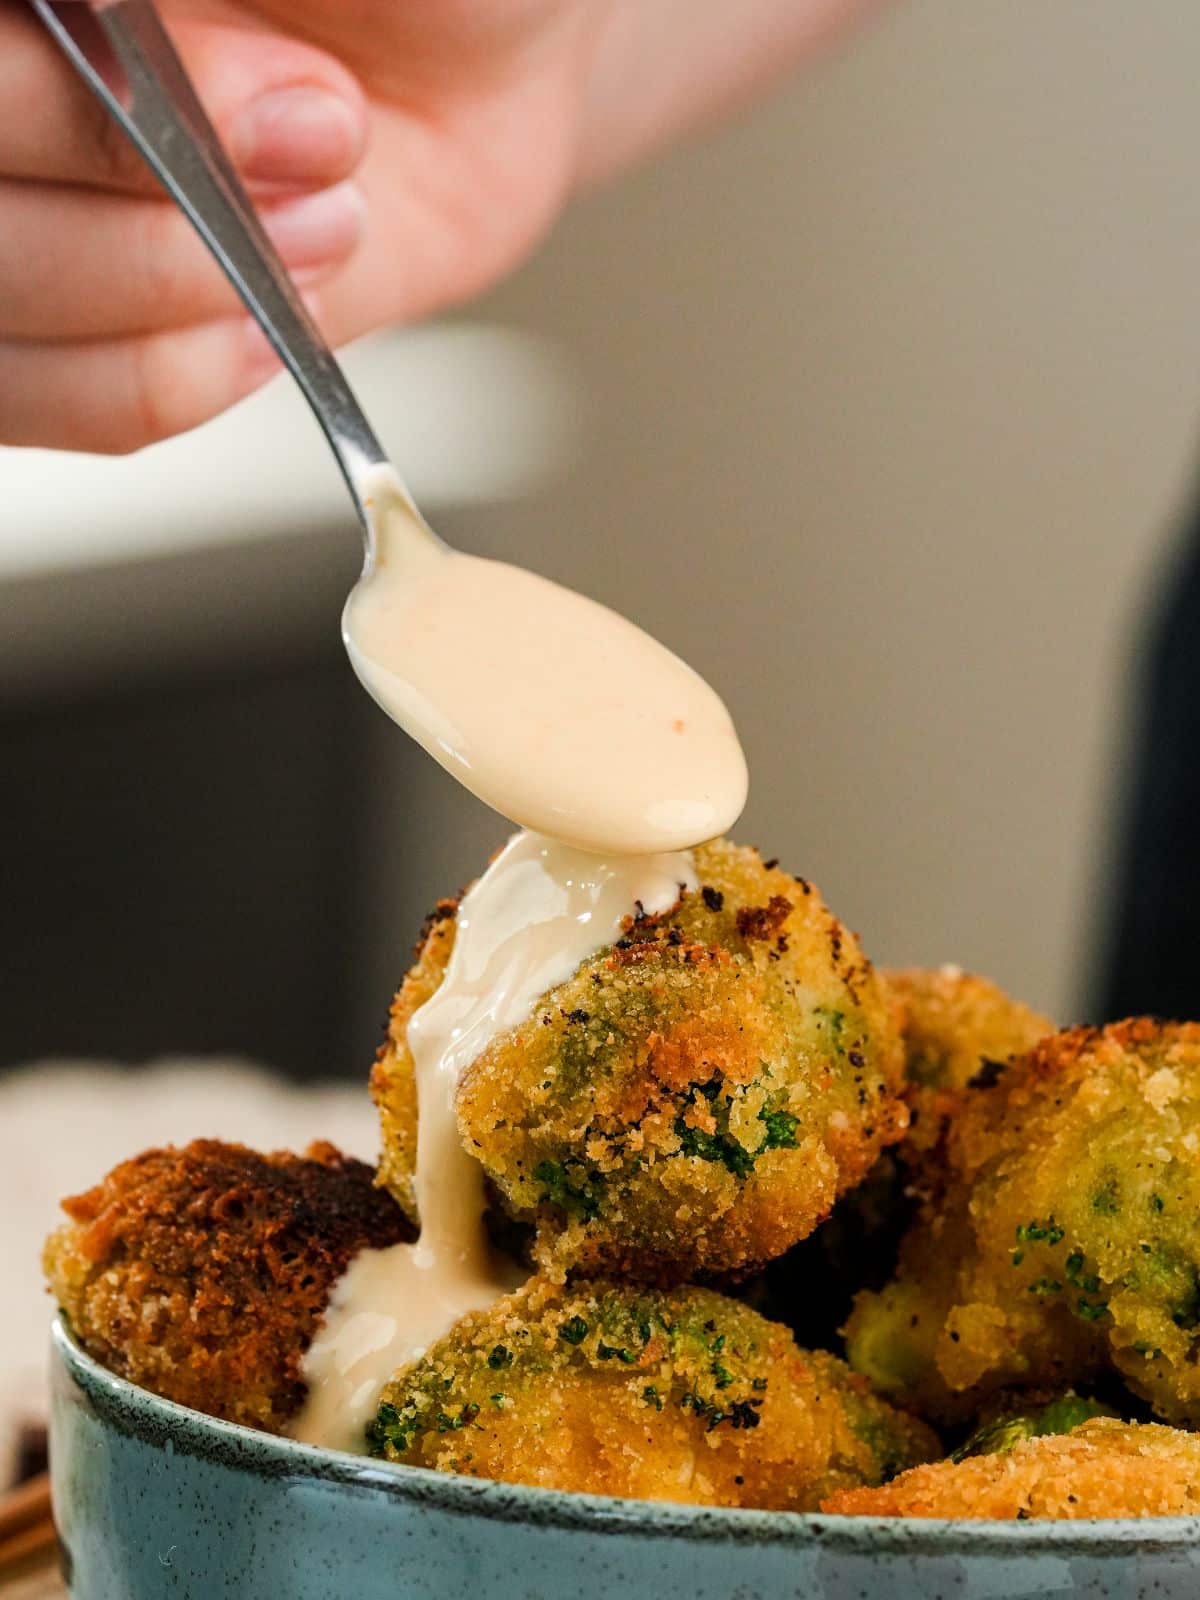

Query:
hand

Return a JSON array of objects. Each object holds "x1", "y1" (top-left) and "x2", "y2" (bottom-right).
[{"x1": 0, "y1": 0, "x2": 871, "y2": 453}]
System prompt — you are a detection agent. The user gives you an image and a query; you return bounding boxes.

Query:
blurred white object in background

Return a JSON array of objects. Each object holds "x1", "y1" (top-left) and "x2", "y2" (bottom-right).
[
  {"x1": 0, "y1": 318, "x2": 584, "y2": 697},
  {"x1": 0, "y1": 321, "x2": 583, "y2": 578},
  {"x1": 0, "y1": 1060, "x2": 378, "y2": 1489}
]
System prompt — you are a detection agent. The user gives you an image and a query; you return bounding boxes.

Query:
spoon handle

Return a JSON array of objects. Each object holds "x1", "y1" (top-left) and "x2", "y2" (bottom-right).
[{"x1": 31, "y1": 0, "x2": 396, "y2": 546}]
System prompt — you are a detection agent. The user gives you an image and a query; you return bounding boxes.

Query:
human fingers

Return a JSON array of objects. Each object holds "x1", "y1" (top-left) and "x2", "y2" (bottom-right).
[
  {"x1": 0, "y1": 4, "x2": 367, "y2": 194},
  {"x1": 0, "y1": 177, "x2": 364, "y2": 341},
  {"x1": 0, "y1": 314, "x2": 288, "y2": 453}
]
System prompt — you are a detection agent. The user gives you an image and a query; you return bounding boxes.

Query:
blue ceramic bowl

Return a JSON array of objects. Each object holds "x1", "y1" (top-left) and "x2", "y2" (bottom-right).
[{"x1": 49, "y1": 1317, "x2": 1200, "y2": 1600}]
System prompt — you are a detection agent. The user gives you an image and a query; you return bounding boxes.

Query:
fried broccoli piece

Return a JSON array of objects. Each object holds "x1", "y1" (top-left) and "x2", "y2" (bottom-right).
[
  {"x1": 951, "y1": 1392, "x2": 1118, "y2": 1461},
  {"x1": 845, "y1": 1020, "x2": 1200, "y2": 1426},
  {"x1": 374, "y1": 840, "x2": 906, "y2": 1282},
  {"x1": 823, "y1": 1419, "x2": 1200, "y2": 1519},
  {"x1": 886, "y1": 965, "x2": 1052, "y2": 1166},
  {"x1": 370, "y1": 1277, "x2": 937, "y2": 1509},
  {"x1": 44, "y1": 1139, "x2": 412, "y2": 1432},
  {"x1": 747, "y1": 966, "x2": 1050, "y2": 1348},
  {"x1": 373, "y1": 898, "x2": 457, "y2": 1223}
]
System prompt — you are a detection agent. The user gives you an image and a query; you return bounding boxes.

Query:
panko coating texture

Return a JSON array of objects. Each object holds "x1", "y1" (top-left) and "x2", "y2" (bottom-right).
[
  {"x1": 44, "y1": 1139, "x2": 413, "y2": 1432},
  {"x1": 374, "y1": 839, "x2": 907, "y2": 1282},
  {"x1": 373, "y1": 897, "x2": 457, "y2": 1222},
  {"x1": 822, "y1": 1419, "x2": 1200, "y2": 1519},
  {"x1": 845, "y1": 1020, "x2": 1200, "y2": 1426},
  {"x1": 369, "y1": 1277, "x2": 938, "y2": 1509},
  {"x1": 747, "y1": 967, "x2": 1050, "y2": 1349},
  {"x1": 951, "y1": 1391, "x2": 1118, "y2": 1460},
  {"x1": 885, "y1": 965, "x2": 1052, "y2": 1165}
]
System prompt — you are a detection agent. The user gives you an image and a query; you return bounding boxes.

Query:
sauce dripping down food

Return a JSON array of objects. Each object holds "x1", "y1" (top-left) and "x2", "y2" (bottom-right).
[{"x1": 292, "y1": 833, "x2": 696, "y2": 1453}]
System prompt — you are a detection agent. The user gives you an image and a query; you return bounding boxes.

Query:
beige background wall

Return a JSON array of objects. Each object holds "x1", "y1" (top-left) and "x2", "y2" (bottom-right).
[
  {"x1": 9, "y1": 2, "x2": 1198, "y2": 1044},
  {"x1": 400, "y1": 0, "x2": 1200, "y2": 1025}
]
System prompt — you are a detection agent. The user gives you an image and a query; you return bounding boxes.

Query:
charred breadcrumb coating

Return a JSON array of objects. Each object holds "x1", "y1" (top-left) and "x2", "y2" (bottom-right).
[
  {"x1": 845, "y1": 1020, "x2": 1200, "y2": 1426},
  {"x1": 43, "y1": 1139, "x2": 412, "y2": 1433},
  {"x1": 369, "y1": 1277, "x2": 937, "y2": 1509},
  {"x1": 822, "y1": 1419, "x2": 1200, "y2": 1519},
  {"x1": 374, "y1": 839, "x2": 907, "y2": 1282}
]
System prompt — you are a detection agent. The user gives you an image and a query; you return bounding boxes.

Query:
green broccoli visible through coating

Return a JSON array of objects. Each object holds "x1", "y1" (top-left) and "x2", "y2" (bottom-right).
[
  {"x1": 952, "y1": 1394, "x2": 1119, "y2": 1462},
  {"x1": 367, "y1": 1277, "x2": 939, "y2": 1510}
]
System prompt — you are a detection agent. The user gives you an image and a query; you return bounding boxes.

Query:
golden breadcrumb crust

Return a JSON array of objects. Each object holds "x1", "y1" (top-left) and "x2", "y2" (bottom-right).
[
  {"x1": 846, "y1": 1020, "x2": 1200, "y2": 1425},
  {"x1": 374, "y1": 839, "x2": 907, "y2": 1282},
  {"x1": 372, "y1": 898, "x2": 458, "y2": 1222},
  {"x1": 764, "y1": 966, "x2": 1052, "y2": 1347},
  {"x1": 823, "y1": 1419, "x2": 1200, "y2": 1519},
  {"x1": 885, "y1": 964, "x2": 1052, "y2": 1161},
  {"x1": 371, "y1": 1276, "x2": 937, "y2": 1509}
]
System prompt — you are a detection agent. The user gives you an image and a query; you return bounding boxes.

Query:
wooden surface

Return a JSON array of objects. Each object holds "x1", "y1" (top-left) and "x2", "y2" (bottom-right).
[
  {"x1": 0, "y1": 1474, "x2": 56, "y2": 1598},
  {"x1": 3, "y1": 1557, "x2": 64, "y2": 1598}
]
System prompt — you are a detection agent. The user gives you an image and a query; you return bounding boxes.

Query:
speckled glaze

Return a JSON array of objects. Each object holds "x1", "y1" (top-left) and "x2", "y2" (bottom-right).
[{"x1": 49, "y1": 1319, "x2": 1200, "y2": 1600}]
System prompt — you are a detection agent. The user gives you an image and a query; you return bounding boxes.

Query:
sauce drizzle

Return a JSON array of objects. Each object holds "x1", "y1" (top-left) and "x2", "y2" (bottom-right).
[{"x1": 292, "y1": 833, "x2": 696, "y2": 1453}]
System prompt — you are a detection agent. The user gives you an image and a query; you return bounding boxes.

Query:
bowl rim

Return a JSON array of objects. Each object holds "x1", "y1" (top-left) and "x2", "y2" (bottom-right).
[{"x1": 52, "y1": 1316, "x2": 1200, "y2": 1556}]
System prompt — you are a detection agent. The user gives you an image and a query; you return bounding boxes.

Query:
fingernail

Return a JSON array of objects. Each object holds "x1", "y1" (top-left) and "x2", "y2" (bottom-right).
[
  {"x1": 234, "y1": 87, "x2": 363, "y2": 184},
  {"x1": 263, "y1": 182, "x2": 365, "y2": 268}
]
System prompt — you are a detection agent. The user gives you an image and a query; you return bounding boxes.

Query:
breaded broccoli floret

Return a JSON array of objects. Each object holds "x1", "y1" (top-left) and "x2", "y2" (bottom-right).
[
  {"x1": 886, "y1": 965, "x2": 1052, "y2": 1164},
  {"x1": 374, "y1": 840, "x2": 907, "y2": 1281},
  {"x1": 951, "y1": 1391, "x2": 1118, "y2": 1461},
  {"x1": 845, "y1": 1020, "x2": 1200, "y2": 1426},
  {"x1": 370, "y1": 1278, "x2": 937, "y2": 1509},
  {"x1": 44, "y1": 1139, "x2": 412, "y2": 1432},
  {"x1": 823, "y1": 1419, "x2": 1200, "y2": 1519},
  {"x1": 373, "y1": 898, "x2": 457, "y2": 1223},
  {"x1": 748, "y1": 966, "x2": 1050, "y2": 1349}
]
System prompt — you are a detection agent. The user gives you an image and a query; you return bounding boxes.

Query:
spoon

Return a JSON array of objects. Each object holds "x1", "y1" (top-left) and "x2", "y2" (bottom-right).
[{"x1": 34, "y1": 0, "x2": 748, "y2": 856}]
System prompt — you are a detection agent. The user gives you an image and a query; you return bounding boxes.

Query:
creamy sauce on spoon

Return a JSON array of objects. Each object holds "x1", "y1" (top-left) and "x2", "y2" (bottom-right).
[
  {"x1": 292, "y1": 832, "x2": 696, "y2": 1453},
  {"x1": 342, "y1": 467, "x2": 747, "y2": 856}
]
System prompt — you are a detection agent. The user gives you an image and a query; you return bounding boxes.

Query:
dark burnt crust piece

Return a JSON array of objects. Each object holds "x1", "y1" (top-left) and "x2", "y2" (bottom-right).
[{"x1": 49, "y1": 1138, "x2": 413, "y2": 1431}]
